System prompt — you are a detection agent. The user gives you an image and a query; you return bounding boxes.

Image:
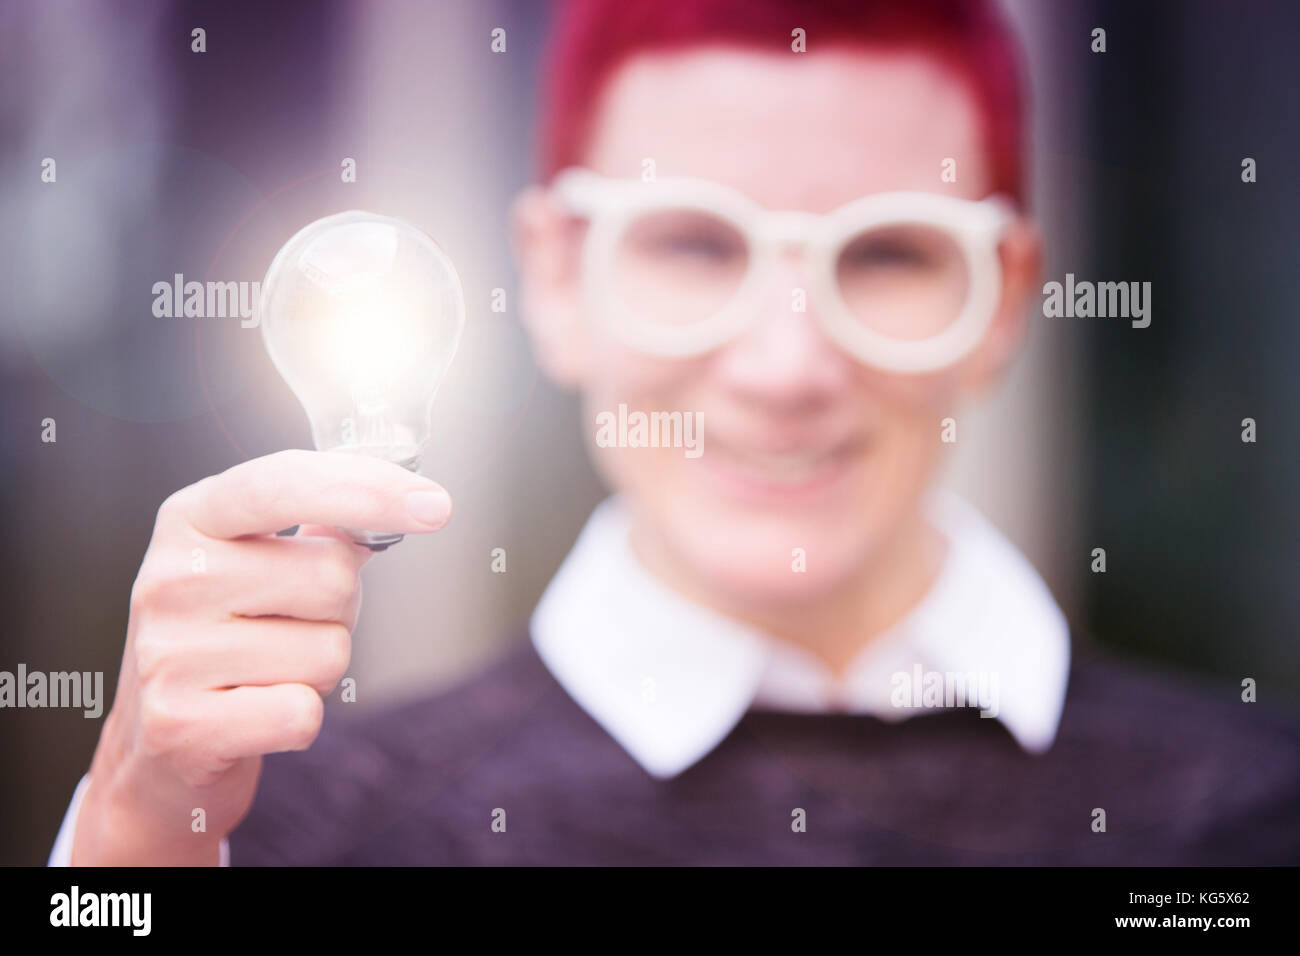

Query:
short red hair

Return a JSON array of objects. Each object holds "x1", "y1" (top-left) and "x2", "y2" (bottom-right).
[{"x1": 538, "y1": 0, "x2": 1028, "y2": 205}]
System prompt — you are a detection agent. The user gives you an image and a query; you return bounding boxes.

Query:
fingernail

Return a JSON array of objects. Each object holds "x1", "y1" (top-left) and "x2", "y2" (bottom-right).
[{"x1": 405, "y1": 488, "x2": 452, "y2": 528}]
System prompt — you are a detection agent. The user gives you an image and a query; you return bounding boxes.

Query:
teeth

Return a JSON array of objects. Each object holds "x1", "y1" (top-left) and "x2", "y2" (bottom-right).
[{"x1": 724, "y1": 447, "x2": 838, "y2": 483}]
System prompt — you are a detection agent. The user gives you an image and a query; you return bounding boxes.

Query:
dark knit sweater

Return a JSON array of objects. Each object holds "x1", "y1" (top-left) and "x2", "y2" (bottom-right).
[{"x1": 230, "y1": 634, "x2": 1300, "y2": 865}]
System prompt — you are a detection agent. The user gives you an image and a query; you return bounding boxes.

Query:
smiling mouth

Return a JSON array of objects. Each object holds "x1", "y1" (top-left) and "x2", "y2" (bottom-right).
[{"x1": 703, "y1": 434, "x2": 868, "y2": 496}]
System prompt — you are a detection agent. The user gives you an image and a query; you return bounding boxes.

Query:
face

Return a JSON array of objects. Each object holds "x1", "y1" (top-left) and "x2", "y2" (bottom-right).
[{"x1": 515, "y1": 46, "x2": 1039, "y2": 614}]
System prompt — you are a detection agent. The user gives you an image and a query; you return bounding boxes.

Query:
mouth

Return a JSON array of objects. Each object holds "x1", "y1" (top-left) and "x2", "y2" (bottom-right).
[{"x1": 701, "y1": 432, "x2": 868, "y2": 503}]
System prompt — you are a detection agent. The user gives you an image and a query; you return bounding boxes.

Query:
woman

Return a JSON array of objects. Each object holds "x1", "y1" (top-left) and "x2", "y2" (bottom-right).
[{"x1": 52, "y1": 0, "x2": 1300, "y2": 866}]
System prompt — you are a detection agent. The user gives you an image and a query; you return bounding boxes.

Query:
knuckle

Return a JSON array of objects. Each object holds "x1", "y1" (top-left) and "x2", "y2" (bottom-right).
[
  {"x1": 154, "y1": 484, "x2": 204, "y2": 538},
  {"x1": 325, "y1": 536, "x2": 364, "y2": 565},
  {"x1": 130, "y1": 563, "x2": 178, "y2": 614},
  {"x1": 318, "y1": 480, "x2": 385, "y2": 528},
  {"x1": 351, "y1": 484, "x2": 387, "y2": 521},
  {"x1": 284, "y1": 686, "x2": 324, "y2": 749},
  {"x1": 137, "y1": 689, "x2": 188, "y2": 757},
  {"x1": 176, "y1": 761, "x2": 222, "y2": 791},
  {"x1": 273, "y1": 448, "x2": 314, "y2": 468},
  {"x1": 322, "y1": 560, "x2": 359, "y2": 617},
  {"x1": 155, "y1": 487, "x2": 188, "y2": 525},
  {"x1": 318, "y1": 625, "x2": 352, "y2": 688},
  {"x1": 131, "y1": 633, "x2": 175, "y2": 684},
  {"x1": 130, "y1": 559, "x2": 202, "y2": 616},
  {"x1": 221, "y1": 450, "x2": 313, "y2": 529},
  {"x1": 238, "y1": 467, "x2": 292, "y2": 526},
  {"x1": 129, "y1": 569, "x2": 166, "y2": 613}
]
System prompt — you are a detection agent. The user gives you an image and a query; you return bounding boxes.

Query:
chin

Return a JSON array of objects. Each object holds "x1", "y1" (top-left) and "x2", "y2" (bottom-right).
[
  {"x1": 610, "y1": 441, "x2": 904, "y2": 610},
  {"x1": 661, "y1": 499, "x2": 876, "y2": 610}
]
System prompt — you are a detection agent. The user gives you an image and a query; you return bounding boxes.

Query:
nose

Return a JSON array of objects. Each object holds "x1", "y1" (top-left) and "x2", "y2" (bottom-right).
[{"x1": 710, "y1": 252, "x2": 855, "y2": 408}]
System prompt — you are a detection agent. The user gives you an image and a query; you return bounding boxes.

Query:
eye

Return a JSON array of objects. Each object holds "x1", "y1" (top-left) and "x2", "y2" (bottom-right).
[
  {"x1": 653, "y1": 233, "x2": 739, "y2": 260},
  {"x1": 622, "y1": 210, "x2": 747, "y2": 266},
  {"x1": 839, "y1": 231, "x2": 937, "y2": 271},
  {"x1": 611, "y1": 207, "x2": 752, "y2": 327},
  {"x1": 833, "y1": 222, "x2": 971, "y2": 341}
]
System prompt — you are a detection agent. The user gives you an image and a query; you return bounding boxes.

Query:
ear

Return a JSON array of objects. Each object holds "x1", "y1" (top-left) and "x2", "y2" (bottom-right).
[
  {"x1": 510, "y1": 185, "x2": 590, "y2": 389},
  {"x1": 957, "y1": 215, "x2": 1042, "y2": 392}
]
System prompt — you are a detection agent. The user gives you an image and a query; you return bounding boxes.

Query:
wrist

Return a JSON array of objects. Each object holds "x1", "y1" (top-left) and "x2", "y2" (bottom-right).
[{"x1": 73, "y1": 770, "x2": 223, "y2": 867}]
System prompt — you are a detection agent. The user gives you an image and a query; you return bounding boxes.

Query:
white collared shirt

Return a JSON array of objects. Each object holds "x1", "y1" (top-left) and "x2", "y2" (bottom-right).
[{"x1": 531, "y1": 491, "x2": 1070, "y2": 780}]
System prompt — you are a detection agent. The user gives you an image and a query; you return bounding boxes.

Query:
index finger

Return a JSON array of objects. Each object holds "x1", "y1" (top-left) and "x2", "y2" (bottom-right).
[{"x1": 177, "y1": 449, "x2": 453, "y2": 540}]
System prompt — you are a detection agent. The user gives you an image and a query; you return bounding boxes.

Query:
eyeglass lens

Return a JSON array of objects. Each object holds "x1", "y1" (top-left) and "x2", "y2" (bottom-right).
[{"x1": 607, "y1": 207, "x2": 971, "y2": 345}]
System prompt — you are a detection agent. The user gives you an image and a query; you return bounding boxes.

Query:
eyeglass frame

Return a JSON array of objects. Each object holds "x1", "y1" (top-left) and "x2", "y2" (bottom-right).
[{"x1": 550, "y1": 166, "x2": 1019, "y2": 374}]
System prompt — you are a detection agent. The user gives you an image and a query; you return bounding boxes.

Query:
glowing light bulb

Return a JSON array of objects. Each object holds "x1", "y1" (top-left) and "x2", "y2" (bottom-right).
[{"x1": 259, "y1": 211, "x2": 465, "y2": 550}]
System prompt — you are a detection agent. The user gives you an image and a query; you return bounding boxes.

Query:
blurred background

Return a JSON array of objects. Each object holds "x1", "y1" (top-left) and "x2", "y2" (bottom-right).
[{"x1": 1, "y1": 0, "x2": 1296, "y2": 864}]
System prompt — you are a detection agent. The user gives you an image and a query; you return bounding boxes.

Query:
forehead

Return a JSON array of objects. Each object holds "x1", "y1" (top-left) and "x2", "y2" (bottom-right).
[{"x1": 584, "y1": 46, "x2": 990, "y2": 211}]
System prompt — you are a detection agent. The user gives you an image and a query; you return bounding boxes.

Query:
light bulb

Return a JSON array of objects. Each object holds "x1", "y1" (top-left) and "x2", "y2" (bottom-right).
[{"x1": 259, "y1": 211, "x2": 465, "y2": 550}]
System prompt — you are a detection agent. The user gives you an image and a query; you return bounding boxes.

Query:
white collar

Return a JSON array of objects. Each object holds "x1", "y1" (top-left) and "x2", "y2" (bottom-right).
[{"x1": 531, "y1": 492, "x2": 1070, "y2": 779}]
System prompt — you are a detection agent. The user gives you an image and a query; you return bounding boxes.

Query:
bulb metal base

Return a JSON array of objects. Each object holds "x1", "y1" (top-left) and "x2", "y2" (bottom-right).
[
  {"x1": 346, "y1": 529, "x2": 405, "y2": 552},
  {"x1": 336, "y1": 452, "x2": 422, "y2": 553}
]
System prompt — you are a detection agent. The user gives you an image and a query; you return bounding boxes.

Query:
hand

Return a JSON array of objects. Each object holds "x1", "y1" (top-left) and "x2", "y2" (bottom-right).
[{"x1": 70, "y1": 449, "x2": 453, "y2": 865}]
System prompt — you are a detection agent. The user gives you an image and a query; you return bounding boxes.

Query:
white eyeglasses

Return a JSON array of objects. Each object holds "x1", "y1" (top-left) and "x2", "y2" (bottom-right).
[{"x1": 552, "y1": 167, "x2": 1017, "y2": 373}]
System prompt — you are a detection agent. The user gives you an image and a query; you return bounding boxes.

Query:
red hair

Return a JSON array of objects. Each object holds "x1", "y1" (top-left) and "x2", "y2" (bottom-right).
[{"x1": 538, "y1": 0, "x2": 1028, "y2": 205}]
